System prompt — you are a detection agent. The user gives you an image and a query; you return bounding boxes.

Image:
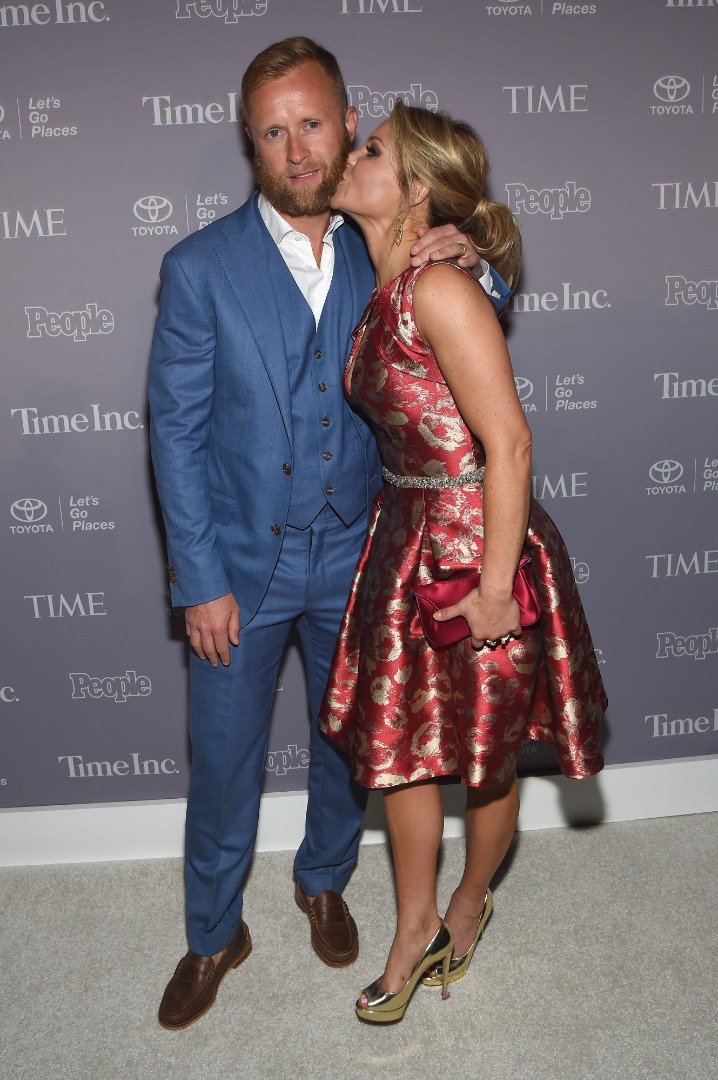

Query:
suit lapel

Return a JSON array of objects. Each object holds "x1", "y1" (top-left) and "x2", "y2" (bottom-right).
[{"x1": 213, "y1": 196, "x2": 293, "y2": 442}]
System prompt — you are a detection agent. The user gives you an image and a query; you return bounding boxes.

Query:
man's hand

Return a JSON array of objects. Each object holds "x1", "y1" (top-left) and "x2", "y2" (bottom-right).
[
  {"x1": 410, "y1": 224, "x2": 480, "y2": 271},
  {"x1": 185, "y1": 592, "x2": 240, "y2": 667}
]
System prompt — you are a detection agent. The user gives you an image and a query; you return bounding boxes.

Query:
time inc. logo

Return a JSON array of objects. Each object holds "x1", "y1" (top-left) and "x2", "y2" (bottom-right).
[
  {"x1": 141, "y1": 94, "x2": 240, "y2": 126},
  {"x1": 0, "y1": 2, "x2": 107, "y2": 26},
  {"x1": 11, "y1": 404, "x2": 142, "y2": 433},
  {"x1": 58, "y1": 753, "x2": 179, "y2": 778},
  {"x1": 654, "y1": 372, "x2": 718, "y2": 398},
  {"x1": 645, "y1": 709, "x2": 718, "y2": 738},
  {"x1": 511, "y1": 282, "x2": 609, "y2": 312}
]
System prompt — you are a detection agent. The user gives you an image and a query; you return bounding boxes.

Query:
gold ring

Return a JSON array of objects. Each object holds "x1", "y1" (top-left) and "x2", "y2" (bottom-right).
[{"x1": 457, "y1": 242, "x2": 467, "y2": 259}]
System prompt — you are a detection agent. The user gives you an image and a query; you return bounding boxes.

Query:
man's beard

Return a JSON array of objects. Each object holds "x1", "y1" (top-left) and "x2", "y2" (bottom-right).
[{"x1": 254, "y1": 131, "x2": 352, "y2": 218}]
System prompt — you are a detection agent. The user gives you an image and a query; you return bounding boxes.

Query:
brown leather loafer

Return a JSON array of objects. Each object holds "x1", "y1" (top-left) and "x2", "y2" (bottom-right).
[
  {"x1": 294, "y1": 883, "x2": 358, "y2": 967},
  {"x1": 158, "y1": 920, "x2": 252, "y2": 1029}
]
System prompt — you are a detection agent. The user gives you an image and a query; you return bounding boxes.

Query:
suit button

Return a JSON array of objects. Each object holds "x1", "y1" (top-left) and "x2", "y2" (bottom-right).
[
  {"x1": 325, "y1": 486, "x2": 334, "y2": 495},
  {"x1": 323, "y1": 451, "x2": 333, "y2": 461},
  {"x1": 270, "y1": 524, "x2": 281, "y2": 535},
  {"x1": 318, "y1": 382, "x2": 327, "y2": 392},
  {"x1": 321, "y1": 417, "x2": 331, "y2": 427},
  {"x1": 314, "y1": 349, "x2": 322, "y2": 359},
  {"x1": 282, "y1": 463, "x2": 292, "y2": 475}
]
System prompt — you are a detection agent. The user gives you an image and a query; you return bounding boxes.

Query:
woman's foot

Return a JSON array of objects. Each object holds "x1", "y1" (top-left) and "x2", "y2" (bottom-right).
[
  {"x1": 358, "y1": 917, "x2": 442, "y2": 1005},
  {"x1": 356, "y1": 922, "x2": 453, "y2": 1022},
  {"x1": 443, "y1": 891, "x2": 489, "y2": 958},
  {"x1": 422, "y1": 889, "x2": 493, "y2": 986}
]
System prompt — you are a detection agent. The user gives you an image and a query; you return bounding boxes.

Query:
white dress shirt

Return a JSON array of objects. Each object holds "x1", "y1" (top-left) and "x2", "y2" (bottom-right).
[
  {"x1": 258, "y1": 190, "x2": 499, "y2": 327},
  {"x1": 258, "y1": 192, "x2": 343, "y2": 327}
]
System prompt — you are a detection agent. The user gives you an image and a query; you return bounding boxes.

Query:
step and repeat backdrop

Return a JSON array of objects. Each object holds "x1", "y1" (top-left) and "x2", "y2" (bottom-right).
[{"x1": 1, "y1": 0, "x2": 716, "y2": 809}]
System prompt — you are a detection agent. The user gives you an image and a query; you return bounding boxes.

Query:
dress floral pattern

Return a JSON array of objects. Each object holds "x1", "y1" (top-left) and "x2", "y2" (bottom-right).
[{"x1": 319, "y1": 264, "x2": 606, "y2": 789}]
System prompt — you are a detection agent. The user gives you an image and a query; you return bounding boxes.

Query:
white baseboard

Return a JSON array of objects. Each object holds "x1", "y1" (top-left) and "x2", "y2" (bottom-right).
[{"x1": 1, "y1": 756, "x2": 716, "y2": 868}]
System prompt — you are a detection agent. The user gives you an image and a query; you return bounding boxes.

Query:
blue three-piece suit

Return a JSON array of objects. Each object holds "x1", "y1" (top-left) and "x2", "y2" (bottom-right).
[{"x1": 149, "y1": 192, "x2": 509, "y2": 954}]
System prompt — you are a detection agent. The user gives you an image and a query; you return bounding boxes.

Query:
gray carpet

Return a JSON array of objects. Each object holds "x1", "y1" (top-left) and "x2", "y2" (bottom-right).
[{"x1": 2, "y1": 814, "x2": 716, "y2": 1080}]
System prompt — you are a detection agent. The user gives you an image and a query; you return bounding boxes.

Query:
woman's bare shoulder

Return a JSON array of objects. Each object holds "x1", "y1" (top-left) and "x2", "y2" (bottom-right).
[{"x1": 412, "y1": 261, "x2": 494, "y2": 335}]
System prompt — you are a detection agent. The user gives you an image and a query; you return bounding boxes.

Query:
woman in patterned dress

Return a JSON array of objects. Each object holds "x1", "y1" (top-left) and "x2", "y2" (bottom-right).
[{"x1": 319, "y1": 102, "x2": 606, "y2": 1023}]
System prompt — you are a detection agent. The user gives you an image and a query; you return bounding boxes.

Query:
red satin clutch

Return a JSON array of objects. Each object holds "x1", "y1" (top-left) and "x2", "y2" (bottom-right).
[{"x1": 412, "y1": 556, "x2": 540, "y2": 648}]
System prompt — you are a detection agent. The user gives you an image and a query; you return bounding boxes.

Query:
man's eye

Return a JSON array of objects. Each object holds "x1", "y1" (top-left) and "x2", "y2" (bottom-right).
[
  {"x1": 306, "y1": 121, "x2": 320, "y2": 130},
  {"x1": 266, "y1": 129, "x2": 281, "y2": 139},
  {"x1": 366, "y1": 144, "x2": 378, "y2": 157}
]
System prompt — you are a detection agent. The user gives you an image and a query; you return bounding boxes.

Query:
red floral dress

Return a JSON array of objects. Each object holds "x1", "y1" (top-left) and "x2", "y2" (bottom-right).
[{"x1": 319, "y1": 264, "x2": 606, "y2": 789}]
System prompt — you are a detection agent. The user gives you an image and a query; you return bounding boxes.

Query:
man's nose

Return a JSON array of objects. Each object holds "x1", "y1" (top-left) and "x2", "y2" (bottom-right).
[{"x1": 286, "y1": 132, "x2": 309, "y2": 164}]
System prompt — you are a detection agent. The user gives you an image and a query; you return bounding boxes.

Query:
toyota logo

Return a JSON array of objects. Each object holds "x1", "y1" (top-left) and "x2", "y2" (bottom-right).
[
  {"x1": 653, "y1": 75, "x2": 690, "y2": 104},
  {"x1": 11, "y1": 497, "x2": 48, "y2": 523},
  {"x1": 649, "y1": 460, "x2": 683, "y2": 485},
  {"x1": 133, "y1": 196, "x2": 173, "y2": 224},
  {"x1": 514, "y1": 377, "x2": 534, "y2": 402},
  {"x1": 0, "y1": 105, "x2": 5, "y2": 124}
]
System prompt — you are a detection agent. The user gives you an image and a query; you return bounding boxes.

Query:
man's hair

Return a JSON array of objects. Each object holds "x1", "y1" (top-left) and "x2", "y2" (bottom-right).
[{"x1": 241, "y1": 36, "x2": 348, "y2": 123}]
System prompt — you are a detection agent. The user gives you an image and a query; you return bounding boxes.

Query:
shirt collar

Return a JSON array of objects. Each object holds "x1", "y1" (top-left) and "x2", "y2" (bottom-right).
[{"x1": 258, "y1": 191, "x2": 344, "y2": 247}]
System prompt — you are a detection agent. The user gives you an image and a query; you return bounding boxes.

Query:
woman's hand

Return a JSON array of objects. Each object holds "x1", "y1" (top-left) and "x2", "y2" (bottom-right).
[{"x1": 433, "y1": 587, "x2": 522, "y2": 651}]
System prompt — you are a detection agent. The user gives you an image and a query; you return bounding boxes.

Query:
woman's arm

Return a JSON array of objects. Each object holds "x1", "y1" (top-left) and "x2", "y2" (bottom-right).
[{"x1": 413, "y1": 263, "x2": 532, "y2": 648}]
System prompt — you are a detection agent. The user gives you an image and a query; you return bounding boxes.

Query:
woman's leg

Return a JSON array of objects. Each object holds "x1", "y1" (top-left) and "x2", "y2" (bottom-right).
[
  {"x1": 444, "y1": 775, "x2": 519, "y2": 957},
  {"x1": 362, "y1": 780, "x2": 444, "y2": 997}
]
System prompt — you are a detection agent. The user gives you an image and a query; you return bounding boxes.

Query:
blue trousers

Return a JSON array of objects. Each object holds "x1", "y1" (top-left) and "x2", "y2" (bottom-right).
[{"x1": 184, "y1": 505, "x2": 369, "y2": 955}]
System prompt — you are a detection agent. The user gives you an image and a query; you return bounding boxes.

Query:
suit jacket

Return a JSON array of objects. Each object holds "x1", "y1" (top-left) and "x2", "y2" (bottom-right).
[{"x1": 148, "y1": 192, "x2": 381, "y2": 624}]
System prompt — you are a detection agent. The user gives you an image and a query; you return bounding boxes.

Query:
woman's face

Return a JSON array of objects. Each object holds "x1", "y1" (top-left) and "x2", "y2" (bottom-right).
[{"x1": 332, "y1": 120, "x2": 403, "y2": 222}]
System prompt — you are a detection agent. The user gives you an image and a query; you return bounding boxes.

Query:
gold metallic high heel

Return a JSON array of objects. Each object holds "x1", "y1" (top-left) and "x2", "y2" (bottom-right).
[
  {"x1": 421, "y1": 889, "x2": 493, "y2": 987},
  {"x1": 355, "y1": 921, "x2": 453, "y2": 1024}
]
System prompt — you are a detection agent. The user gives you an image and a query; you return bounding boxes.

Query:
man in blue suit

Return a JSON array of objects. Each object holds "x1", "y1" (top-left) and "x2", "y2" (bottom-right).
[{"x1": 149, "y1": 36, "x2": 510, "y2": 1028}]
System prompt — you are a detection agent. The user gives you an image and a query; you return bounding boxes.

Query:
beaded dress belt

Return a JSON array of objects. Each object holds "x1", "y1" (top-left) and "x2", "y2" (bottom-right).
[{"x1": 382, "y1": 466, "x2": 485, "y2": 489}]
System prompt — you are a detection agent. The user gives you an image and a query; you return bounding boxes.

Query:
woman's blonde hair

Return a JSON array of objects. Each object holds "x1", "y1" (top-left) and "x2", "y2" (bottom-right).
[{"x1": 390, "y1": 101, "x2": 522, "y2": 288}]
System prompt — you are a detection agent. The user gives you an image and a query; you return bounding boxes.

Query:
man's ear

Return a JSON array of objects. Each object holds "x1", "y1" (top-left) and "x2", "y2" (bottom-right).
[
  {"x1": 244, "y1": 125, "x2": 254, "y2": 146},
  {"x1": 345, "y1": 105, "x2": 359, "y2": 143}
]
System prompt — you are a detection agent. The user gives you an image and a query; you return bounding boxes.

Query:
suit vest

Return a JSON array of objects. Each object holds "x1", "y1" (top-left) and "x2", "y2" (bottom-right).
[{"x1": 262, "y1": 224, "x2": 369, "y2": 528}]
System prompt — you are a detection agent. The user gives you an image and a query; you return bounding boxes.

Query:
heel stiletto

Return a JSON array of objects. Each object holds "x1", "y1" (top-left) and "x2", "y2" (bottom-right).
[
  {"x1": 355, "y1": 921, "x2": 453, "y2": 1024},
  {"x1": 421, "y1": 888, "x2": 493, "y2": 987}
]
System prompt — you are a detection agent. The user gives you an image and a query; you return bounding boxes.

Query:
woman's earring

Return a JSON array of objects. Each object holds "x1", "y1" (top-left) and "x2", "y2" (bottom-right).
[{"x1": 393, "y1": 216, "x2": 405, "y2": 247}]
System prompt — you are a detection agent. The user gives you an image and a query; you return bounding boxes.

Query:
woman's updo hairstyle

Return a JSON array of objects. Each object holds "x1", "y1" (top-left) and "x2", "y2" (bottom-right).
[{"x1": 389, "y1": 100, "x2": 522, "y2": 289}]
